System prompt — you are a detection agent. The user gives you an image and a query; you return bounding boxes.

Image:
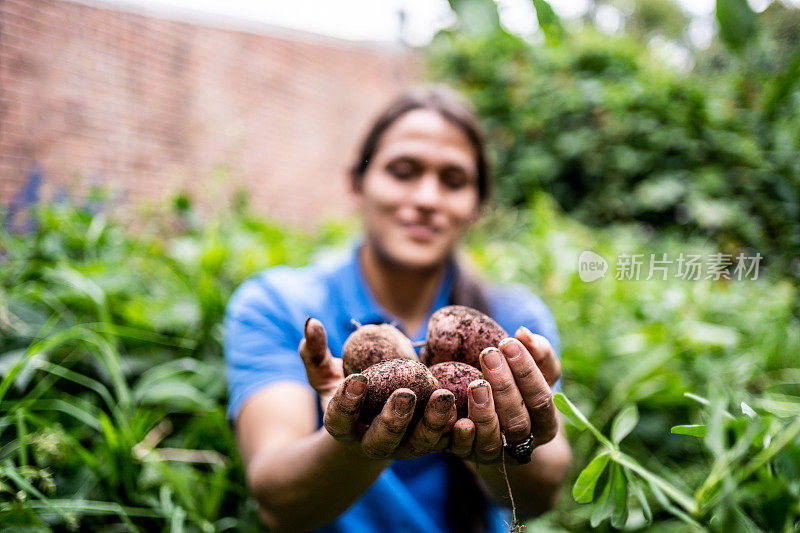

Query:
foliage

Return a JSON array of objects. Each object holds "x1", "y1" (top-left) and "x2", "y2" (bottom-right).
[
  {"x1": 1, "y1": 2, "x2": 797, "y2": 531},
  {"x1": 1, "y1": 193, "x2": 798, "y2": 531},
  {"x1": 427, "y1": 1, "x2": 800, "y2": 277},
  {"x1": 0, "y1": 197, "x2": 350, "y2": 531},
  {"x1": 467, "y1": 195, "x2": 800, "y2": 532}
]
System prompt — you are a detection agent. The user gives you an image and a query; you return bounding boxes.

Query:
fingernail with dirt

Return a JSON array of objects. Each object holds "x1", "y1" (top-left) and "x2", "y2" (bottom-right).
[
  {"x1": 394, "y1": 392, "x2": 415, "y2": 416},
  {"x1": 481, "y1": 348, "x2": 503, "y2": 370},
  {"x1": 471, "y1": 382, "x2": 489, "y2": 405},
  {"x1": 499, "y1": 338, "x2": 522, "y2": 360},
  {"x1": 346, "y1": 374, "x2": 367, "y2": 399},
  {"x1": 435, "y1": 393, "x2": 454, "y2": 415}
]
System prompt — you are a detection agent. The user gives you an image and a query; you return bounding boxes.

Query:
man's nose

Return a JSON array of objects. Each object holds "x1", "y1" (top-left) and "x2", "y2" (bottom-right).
[{"x1": 412, "y1": 173, "x2": 441, "y2": 211}]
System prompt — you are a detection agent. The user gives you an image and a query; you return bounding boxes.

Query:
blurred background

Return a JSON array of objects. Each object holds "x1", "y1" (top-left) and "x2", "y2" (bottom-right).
[{"x1": 1, "y1": 0, "x2": 799, "y2": 531}]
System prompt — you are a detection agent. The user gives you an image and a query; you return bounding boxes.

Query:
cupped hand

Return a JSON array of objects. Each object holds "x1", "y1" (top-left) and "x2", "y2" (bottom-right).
[
  {"x1": 324, "y1": 379, "x2": 457, "y2": 460},
  {"x1": 450, "y1": 327, "x2": 561, "y2": 464},
  {"x1": 300, "y1": 318, "x2": 458, "y2": 461}
]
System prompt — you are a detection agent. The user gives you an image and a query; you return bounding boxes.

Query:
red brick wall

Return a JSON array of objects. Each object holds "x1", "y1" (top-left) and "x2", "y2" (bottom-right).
[{"x1": 0, "y1": 0, "x2": 420, "y2": 226}]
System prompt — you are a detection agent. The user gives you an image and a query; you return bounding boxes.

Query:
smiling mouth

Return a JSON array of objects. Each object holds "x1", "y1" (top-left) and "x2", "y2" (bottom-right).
[{"x1": 401, "y1": 222, "x2": 440, "y2": 241}]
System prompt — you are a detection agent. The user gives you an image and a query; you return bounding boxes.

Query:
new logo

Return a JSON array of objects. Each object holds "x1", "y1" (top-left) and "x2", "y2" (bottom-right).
[{"x1": 578, "y1": 250, "x2": 608, "y2": 282}]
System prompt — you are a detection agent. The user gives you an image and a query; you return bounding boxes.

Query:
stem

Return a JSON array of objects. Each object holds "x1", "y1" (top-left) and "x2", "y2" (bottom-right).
[
  {"x1": 695, "y1": 414, "x2": 765, "y2": 506},
  {"x1": 739, "y1": 417, "x2": 800, "y2": 480},
  {"x1": 1, "y1": 460, "x2": 73, "y2": 524},
  {"x1": 587, "y1": 425, "x2": 614, "y2": 450},
  {"x1": 15, "y1": 409, "x2": 27, "y2": 467},
  {"x1": 615, "y1": 452, "x2": 698, "y2": 515}
]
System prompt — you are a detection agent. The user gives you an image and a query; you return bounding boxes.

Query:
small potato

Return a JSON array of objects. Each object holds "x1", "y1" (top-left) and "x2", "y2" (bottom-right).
[
  {"x1": 342, "y1": 323, "x2": 418, "y2": 377},
  {"x1": 360, "y1": 359, "x2": 439, "y2": 424},
  {"x1": 421, "y1": 305, "x2": 508, "y2": 368},
  {"x1": 429, "y1": 361, "x2": 484, "y2": 419}
]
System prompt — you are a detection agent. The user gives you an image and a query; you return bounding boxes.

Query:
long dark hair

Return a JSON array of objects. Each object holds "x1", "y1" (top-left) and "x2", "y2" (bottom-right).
[{"x1": 351, "y1": 85, "x2": 494, "y2": 533}]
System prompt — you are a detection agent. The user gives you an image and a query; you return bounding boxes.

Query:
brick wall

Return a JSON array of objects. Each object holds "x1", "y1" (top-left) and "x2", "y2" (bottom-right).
[{"x1": 0, "y1": 0, "x2": 420, "y2": 226}]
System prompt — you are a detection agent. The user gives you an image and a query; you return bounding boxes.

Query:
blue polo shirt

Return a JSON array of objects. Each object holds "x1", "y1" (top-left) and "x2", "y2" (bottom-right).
[{"x1": 224, "y1": 242, "x2": 561, "y2": 533}]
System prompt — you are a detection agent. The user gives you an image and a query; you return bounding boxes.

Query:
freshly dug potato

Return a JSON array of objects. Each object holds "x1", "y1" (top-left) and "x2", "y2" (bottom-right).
[
  {"x1": 429, "y1": 361, "x2": 483, "y2": 419},
  {"x1": 421, "y1": 305, "x2": 508, "y2": 368},
  {"x1": 360, "y1": 359, "x2": 439, "y2": 424},
  {"x1": 342, "y1": 323, "x2": 418, "y2": 376}
]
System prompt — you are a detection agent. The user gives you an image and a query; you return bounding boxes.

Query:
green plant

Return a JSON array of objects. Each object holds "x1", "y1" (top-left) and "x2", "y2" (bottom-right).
[
  {"x1": 429, "y1": 0, "x2": 800, "y2": 277},
  {"x1": 466, "y1": 194, "x2": 799, "y2": 532},
  {"x1": 555, "y1": 391, "x2": 800, "y2": 531},
  {"x1": 1, "y1": 189, "x2": 797, "y2": 531},
  {"x1": 0, "y1": 196, "x2": 351, "y2": 530}
]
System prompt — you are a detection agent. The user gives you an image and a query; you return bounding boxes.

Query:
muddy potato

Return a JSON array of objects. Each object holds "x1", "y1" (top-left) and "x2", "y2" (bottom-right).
[
  {"x1": 342, "y1": 323, "x2": 418, "y2": 376},
  {"x1": 429, "y1": 361, "x2": 484, "y2": 419},
  {"x1": 360, "y1": 359, "x2": 439, "y2": 425},
  {"x1": 421, "y1": 305, "x2": 508, "y2": 368}
]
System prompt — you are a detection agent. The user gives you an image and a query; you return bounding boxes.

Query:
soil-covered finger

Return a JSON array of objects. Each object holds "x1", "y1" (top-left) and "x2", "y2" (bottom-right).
[
  {"x1": 323, "y1": 374, "x2": 367, "y2": 441},
  {"x1": 360, "y1": 389, "x2": 416, "y2": 459},
  {"x1": 498, "y1": 337, "x2": 557, "y2": 445},
  {"x1": 449, "y1": 418, "x2": 476, "y2": 458},
  {"x1": 479, "y1": 347, "x2": 531, "y2": 443},
  {"x1": 467, "y1": 380, "x2": 503, "y2": 463},
  {"x1": 515, "y1": 327, "x2": 561, "y2": 387},
  {"x1": 301, "y1": 317, "x2": 329, "y2": 366},
  {"x1": 404, "y1": 389, "x2": 456, "y2": 456}
]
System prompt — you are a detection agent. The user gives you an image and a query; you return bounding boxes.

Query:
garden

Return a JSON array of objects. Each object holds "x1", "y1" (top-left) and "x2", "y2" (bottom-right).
[{"x1": 1, "y1": 0, "x2": 799, "y2": 531}]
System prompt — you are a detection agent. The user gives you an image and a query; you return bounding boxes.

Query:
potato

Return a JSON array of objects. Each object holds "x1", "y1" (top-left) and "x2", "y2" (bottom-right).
[
  {"x1": 421, "y1": 305, "x2": 508, "y2": 368},
  {"x1": 359, "y1": 359, "x2": 439, "y2": 424},
  {"x1": 342, "y1": 323, "x2": 418, "y2": 376},
  {"x1": 429, "y1": 361, "x2": 483, "y2": 419}
]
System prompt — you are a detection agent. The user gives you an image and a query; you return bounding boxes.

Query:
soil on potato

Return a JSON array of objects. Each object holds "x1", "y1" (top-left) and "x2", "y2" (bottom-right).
[
  {"x1": 429, "y1": 361, "x2": 484, "y2": 419},
  {"x1": 360, "y1": 359, "x2": 439, "y2": 424},
  {"x1": 342, "y1": 324, "x2": 418, "y2": 376},
  {"x1": 423, "y1": 305, "x2": 507, "y2": 368}
]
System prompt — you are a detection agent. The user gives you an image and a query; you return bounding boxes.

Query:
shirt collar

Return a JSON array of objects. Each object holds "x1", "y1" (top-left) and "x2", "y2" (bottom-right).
[{"x1": 334, "y1": 240, "x2": 455, "y2": 342}]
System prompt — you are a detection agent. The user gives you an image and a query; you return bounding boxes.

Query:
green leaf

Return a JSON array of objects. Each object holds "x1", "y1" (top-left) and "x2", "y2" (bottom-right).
[
  {"x1": 573, "y1": 451, "x2": 611, "y2": 503},
  {"x1": 611, "y1": 404, "x2": 639, "y2": 444},
  {"x1": 684, "y1": 392, "x2": 710, "y2": 406},
  {"x1": 671, "y1": 425, "x2": 707, "y2": 438},
  {"x1": 624, "y1": 469, "x2": 652, "y2": 525},
  {"x1": 715, "y1": 0, "x2": 756, "y2": 51},
  {"x1": 553, "y1": 393, "x2": 613, "y2": 447},
  {"x1": 590, "y1": 464, "x2": 615, "y2": 527},
  {"x1": 764, "y1": 46, "x2": 800, "y2": 119},
  {"x1": 615, "y1": 452, "x2": 698, "y2": 514},
  {"x1": 740, "y1": 417, "x2": 800, "y2": 480},
  {"x1": 611, "y1": 463, "x2": 629, "y2": 528},
  {"x1": 553, "y1": 392, "x2": 587, "y2": 430},
  {"x1": 531, "y1": 0, "x2": 563, "y2": 43},
  {"x1": 679, "y1": 321, "x2": 740, "y2": 349}
]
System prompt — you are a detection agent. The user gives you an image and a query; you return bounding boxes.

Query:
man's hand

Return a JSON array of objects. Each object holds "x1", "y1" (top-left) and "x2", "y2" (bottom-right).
[
  {"x1": 300, "y1": 318, "x2": 458, "y2": 461},
  {"x1": 450, "y1": 326, "x2": 561, "y2": 463}
]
